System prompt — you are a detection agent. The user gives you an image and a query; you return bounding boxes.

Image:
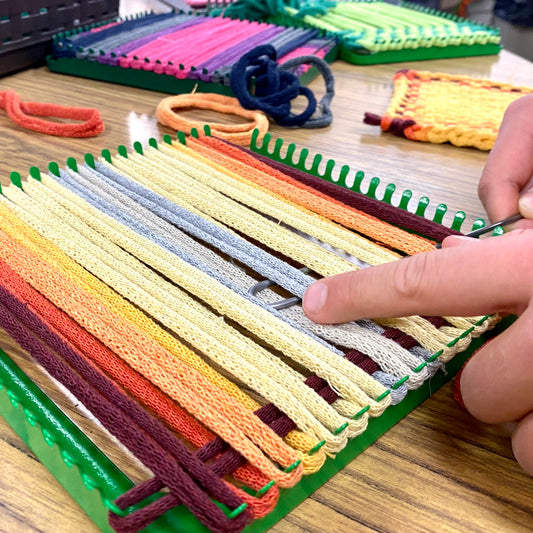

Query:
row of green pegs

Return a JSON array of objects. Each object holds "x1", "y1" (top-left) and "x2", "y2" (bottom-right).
[
  {"x1": 250, "y1": 129, "x2": 490, "y2": 233},
  {"x1": 0, "y1": 362, "x2": 255, "y2": 520},
  {"x1": 52, "y1": 10, "x2": 158, "y2": 42}
]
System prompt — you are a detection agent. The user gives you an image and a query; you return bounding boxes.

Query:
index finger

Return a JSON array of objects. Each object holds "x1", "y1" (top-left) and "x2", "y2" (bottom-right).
[
  {"x1": 302, "y1": 231, "x2": 532, "y2": 324},
  {"x1": 478, "y1": 94, "x2": 533, "y2": 224}
]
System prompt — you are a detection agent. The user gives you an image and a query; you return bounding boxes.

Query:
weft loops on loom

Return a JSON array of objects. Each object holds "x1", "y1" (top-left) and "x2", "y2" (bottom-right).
[
  {"x1": 155, "y1": 93, "x2": 269, "y2": 146},
  {"x1": 230, "y1": 44, "x2": 334, "y2": 128},
  {"x1": 0, "y1": 90, "x2": 104, "y2": 137}
]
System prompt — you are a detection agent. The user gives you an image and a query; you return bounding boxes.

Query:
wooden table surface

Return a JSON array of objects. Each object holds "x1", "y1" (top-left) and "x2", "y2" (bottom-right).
[{"x1": 1, "y1": 31, "x2": 533, "y2": 533}]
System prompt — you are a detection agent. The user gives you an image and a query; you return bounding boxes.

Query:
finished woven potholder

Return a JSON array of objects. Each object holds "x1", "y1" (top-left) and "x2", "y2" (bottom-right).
[{"x1": 364, "y1": 69, "x2": 532, "y2": 150}]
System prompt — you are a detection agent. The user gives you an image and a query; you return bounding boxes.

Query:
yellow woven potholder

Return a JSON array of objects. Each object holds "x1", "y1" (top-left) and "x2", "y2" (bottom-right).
[{"x1": 364, "y1": 69, "x2": 533, "y2": 151}]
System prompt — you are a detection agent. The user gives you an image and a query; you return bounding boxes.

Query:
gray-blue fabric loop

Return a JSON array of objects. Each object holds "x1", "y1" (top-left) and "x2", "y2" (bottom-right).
[{"x1": 279, "y1": 53, "x2": 335, "y2": 128}]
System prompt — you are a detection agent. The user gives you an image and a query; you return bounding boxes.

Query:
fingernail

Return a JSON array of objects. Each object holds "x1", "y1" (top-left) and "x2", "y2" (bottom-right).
[
  {"x1": 440, "y1": 235, "x2": 480, "y2": 249},
  {"x1": 519, "y1": 191, "x2": 533, "y2": 217},
  {"x1": 303, "y1": 282, "x2": 328, "y2": 315}
]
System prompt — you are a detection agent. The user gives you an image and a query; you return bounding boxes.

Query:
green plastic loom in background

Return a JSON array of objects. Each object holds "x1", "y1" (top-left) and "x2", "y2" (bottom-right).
[{"x1": 214, "y1": 0, "x2": 501, "y2": 64}]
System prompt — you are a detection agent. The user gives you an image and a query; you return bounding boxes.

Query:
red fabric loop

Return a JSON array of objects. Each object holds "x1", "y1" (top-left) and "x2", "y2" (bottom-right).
[{"x1": 0, "y1": 89, "x2": 104, "y2": 137}]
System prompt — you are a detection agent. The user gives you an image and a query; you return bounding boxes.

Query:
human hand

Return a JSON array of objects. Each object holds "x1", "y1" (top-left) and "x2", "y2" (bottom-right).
[
  {"x1": 478, "y1": 93, "x2": 533, "y2": 228},
  {"x1": 302, "y1": 230, "x2": 533, "y2": 476}
]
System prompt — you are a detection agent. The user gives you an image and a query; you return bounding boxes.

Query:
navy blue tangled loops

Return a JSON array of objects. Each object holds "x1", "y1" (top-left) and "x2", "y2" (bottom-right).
[{"x1": 230, "y1": 44, "x2": 333, "y2": 128}]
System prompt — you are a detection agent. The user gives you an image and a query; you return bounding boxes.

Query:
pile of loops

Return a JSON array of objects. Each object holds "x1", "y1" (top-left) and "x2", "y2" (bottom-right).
[{"x1": 230, "y1": 44, "x2": 334, "y2": 128}]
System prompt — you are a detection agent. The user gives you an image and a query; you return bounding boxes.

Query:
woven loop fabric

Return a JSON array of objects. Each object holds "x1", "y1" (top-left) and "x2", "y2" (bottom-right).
[
  {"x1": 0, "y1": 90, "x2": 104, "y2": 137},
  {"x1": 363, "y1": 69, "x2": 533, "y2": 150},
  {"x1": 230, "y1": 44, "x2": 317, "y2": 127}
]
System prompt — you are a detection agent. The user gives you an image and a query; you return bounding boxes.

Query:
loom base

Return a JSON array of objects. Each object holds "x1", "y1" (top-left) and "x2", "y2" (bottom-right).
[
  {"x1": 46, "y1": 43, "x2": 339, "y2": 98},
  {"x1": 0, "y1": 316, "x2": 509, "y2": 533}
]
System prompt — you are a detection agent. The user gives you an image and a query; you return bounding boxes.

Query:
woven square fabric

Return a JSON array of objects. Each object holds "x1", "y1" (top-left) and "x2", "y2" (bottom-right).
[{"x1": 364, "y1": 69, "x2": 533, "y2": 150}]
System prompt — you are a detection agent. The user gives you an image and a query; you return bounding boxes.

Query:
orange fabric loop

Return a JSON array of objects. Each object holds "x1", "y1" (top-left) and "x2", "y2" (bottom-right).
[
  {"x1": 156, "y1": 93, "x2": 269, "y2": 146},
  {"x1": 0, "y1": 89, "x2": 104, "y2": 137}
]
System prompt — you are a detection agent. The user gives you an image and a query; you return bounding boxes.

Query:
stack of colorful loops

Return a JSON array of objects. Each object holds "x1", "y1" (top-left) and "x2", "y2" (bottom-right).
[
  {"x1": 0, "y1": 133, "x2": 498, "y2": 533},
  {"x1": 51, "y1": 11, "x2": 336, "y2": 86},
  {"x1": 217, "y1": 0, "x2": 501, "y2": 64},
  {"x1": 363, "y1": 69, "x2": 533, "y2": 150}
]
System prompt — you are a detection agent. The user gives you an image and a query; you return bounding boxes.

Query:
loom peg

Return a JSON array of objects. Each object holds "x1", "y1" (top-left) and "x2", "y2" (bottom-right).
[
  {"x1": 284, "y1": 459, "x2": 301, "y2": 473},
  {"x1": 366, "y1": 176, "x2": 380, "y2": 199},
  {"x1": 48, "y1": 162, "x2": 60, "y2": 177},
  {"x1": 226, "y1": 502, "x2": 248, "y2": 519},
  {"x1": 256, "y1": 480, "x2": 275, "y2": 497},
  {"x1": 382, "y1": 182, "x2": 396, "y2": 204},
  {"x1": 451, "y1": 210, "x2": 466, "y2": 231},
  {"x1": 9, "y1": 172, "x2": 22, "y2": 189},
  {"x1": 398, "y1": 189, "x2": 412, "y2": 210},
  {"x1": 133, "y1": 141, "x2": 143, "y2": 155},
  {"x1": 337, "y1": 164, "x2": 350, "y2": 187},
  {"x1": 117, "y1": 145, "x2": 128, "y2": 158},
  {"x1": 392, "y1": 376, "x2": 409, "y2": 389},
  {"x1": 353, "y1": 405, "x2": 370, "y2": 419},
  {"x1": 273, "y1": 137, "x2": 284, "y2": 160},
  {"x1": 332, "y1": 422, "x2": 349, "y2": 435},
  {"x1": 323, "y1": 158, "x2": 336, "y2": 181},
  {"x1": 84, "y1": 153, "x2": 96, "y2": 169},
  {"x1": 352, "y1": 170, "x2": 364, "y2": 193},
  {"x1": 285, "y1": 142, "x2": 297, "y2": 166},
  {"x1": 67, "y1": 157, "x2": 78, "y2": 173},
  {"x1": 432, "y1": 203, "x2": 447, "y2": 224},
  {"x1": 307, "y1": 440, "x2": 327, "y2": 455},
  {"x1": 310, "y1": 153, "x2": 323, "y2": 176},
  {"x1": 471, "y1": 218, "x2": 486, "y2": 232},
  {"x1": 415, "y1": 196, "x2": 430, "y2": 217},
  {"x1": 101, "y1": 149, "x2": 112, "y2": 164},
  {"x1": 297, "y1": 147, "x2": 310, "y2": 170},
  {"x1": 29, "y1": 167, "x2": 41, "y2": 181}
]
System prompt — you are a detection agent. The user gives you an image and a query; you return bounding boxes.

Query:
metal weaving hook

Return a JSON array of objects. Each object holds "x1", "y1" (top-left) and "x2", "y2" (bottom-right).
[
  {"x1": 248, "y1": 268, "x2": 310, "y2": 310},
  {"x1": 436, "y1": 213, "x2": 523, "y2": 249}
]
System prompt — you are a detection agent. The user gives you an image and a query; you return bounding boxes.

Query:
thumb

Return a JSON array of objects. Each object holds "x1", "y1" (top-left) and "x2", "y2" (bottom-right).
[{"x1": 459, "y1": 309, "x2": 533, "y2": 425}]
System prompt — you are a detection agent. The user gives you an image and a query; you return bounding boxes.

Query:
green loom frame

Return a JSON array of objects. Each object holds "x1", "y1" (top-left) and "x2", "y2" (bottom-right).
[
  {"x1": 260, "y1": 1, "x2": 501, "y2": 65},
  {"x1": 0, "y1": 131, "x2": 505, "y2": 533},
  {"x1": 46, "y1": 10, "x2": 340, "y2": 97}
]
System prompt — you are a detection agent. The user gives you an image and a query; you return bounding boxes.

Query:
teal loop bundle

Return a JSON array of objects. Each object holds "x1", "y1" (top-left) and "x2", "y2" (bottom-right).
[
  {"x1": 48, "y1": 11, "x2": 338, "y2": 94},
  {"x1": 217, "y1": 0, "x2": 502, "y2": 64}
]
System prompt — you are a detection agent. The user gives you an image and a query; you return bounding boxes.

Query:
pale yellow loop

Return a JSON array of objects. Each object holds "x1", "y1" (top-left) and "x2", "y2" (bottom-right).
[{"x1": 155, "y1": 93, "x2": 269, "y2": 147}]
